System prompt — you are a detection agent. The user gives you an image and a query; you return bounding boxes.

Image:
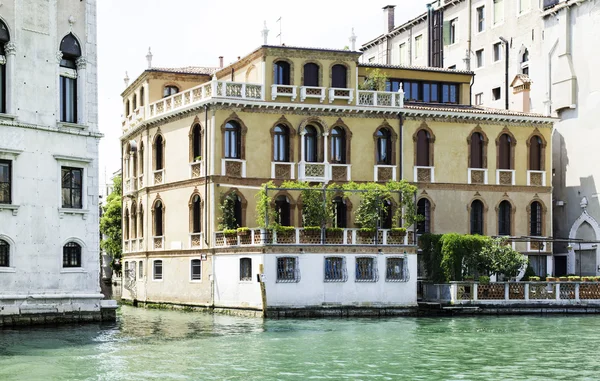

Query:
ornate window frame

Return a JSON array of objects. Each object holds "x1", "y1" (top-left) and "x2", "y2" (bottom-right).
[
  {"x1": 417, "y1": 194, "x2": 436, "y2": 234},
  {"x1": 188, "y1": 117, "x2": 204, "y2": 163},
  {"x1": 188, "y1": 190, "x2": 203, "y2": 234},
  {"x1": 495, "y1": 127, "x2": 517, "y2": 170},
  {"x1": 152, "y1": 131, "x2": 165, "y2": 171},
  {"x1": 527, "y1": 198, "x2": 546, "y2": 236},
  {"x1": 301, "y1": 61, "x2": 323, "y2": 87},
  {"x1": 329, "y1": 61, "x2": 350, "y2": 88},
  {"x1": 151, "y1": 196, "x2": 165, "y2": 237},
  {"x1": 270, "y1": 115, "x2": 296, "y2": 163},
  {"x1": 222, "y1": 188, "x2": 248, "y2": 228},
  {"x1": 495, "y1": 196, "x2": 516, "y2": 236},
  {"x1": 328, "y1": 118, "x2": 353, "y2": 164},
  {"x1": 413, "y1": 122, "x2": 436, "y2": 167},
  {"x1": 526, "y1": 128, "x2": 547, "y2": 171},
  {"x1": 467, "y1": 195, "x2": 489, "y2": 236},
  {"x1": 373, "y1": 121, "x2": 398, "y2": 166},
  {"x1": 467, "y1": 125, "x2": 489, "y2": 168},
  {"x1": 220, "y1": 113, "x2": 248, "y2": 160}
]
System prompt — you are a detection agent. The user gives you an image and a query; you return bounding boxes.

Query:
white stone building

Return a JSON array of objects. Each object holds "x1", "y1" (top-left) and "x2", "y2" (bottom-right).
[
  {"x1": 0, "y1": 0, "x2": 115, "y2": 325},
  {"x1": 362, "y1": 0, "x2": 600, "y2": 277}
]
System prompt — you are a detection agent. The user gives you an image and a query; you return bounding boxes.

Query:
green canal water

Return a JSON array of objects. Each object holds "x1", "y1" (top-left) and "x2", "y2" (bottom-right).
[{"x1": 1, "y1": 307, "x2": 599, "y2": 380}]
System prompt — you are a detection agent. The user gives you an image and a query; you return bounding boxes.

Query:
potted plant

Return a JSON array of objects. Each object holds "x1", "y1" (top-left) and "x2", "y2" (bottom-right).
[
  {"x1": 223, "y1": 229, "x2": 237, "y2": 239},
  {"x1": 358, "y1": 227, "x2": 375, "y2": 237},
  {"x1": 194, "y1": 155, "x2": 202, "y2": 162},
  {"x1": 389, "y1": 227, "x2": 407, "y2": 237},
  {"x1": 547, "y1": 276, "x2": 558, "y2": 282},
  {"x1": 236, "y1": 227, "x2": 250, "y2": 237},
  {"x1": 478, "y1": 275, "x2": 490, "y2": 285},
  {"x1": 568, "y1": 276, "x2": 581, "y2": 282},
  {"x1": 275, "y1": 226, "x2": 295, "y2": 243},
  {"x1": 325, "y1": 227, "x2": 344, "y2": 243},
  {"x1": 559, "y1": 276, "x2": 569, "y2": 282},
  {"x1": 303, "y1": 226, "x2": 321, "y2": 237},
  {"x1": 529, "y1": 276, "x2": 541, "y2": 282}
]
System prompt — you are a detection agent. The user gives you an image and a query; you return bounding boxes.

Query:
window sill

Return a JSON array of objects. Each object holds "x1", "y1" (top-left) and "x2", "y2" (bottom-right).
[
  {"x1": 152, "y1": 279, "x2": 163, "y2": 282},
  {"x1": 58, "y1": 208, "x2": 89, "y2": 220},
  {"x1": 0, "y1": 267, "x2": 16, "y2": 273},
  {"x1": 58, "y1": 122, "x2": 88, "y2": 130},
  {"x1": 0, "y1": 113, "x2": 17, "y2": 121},
  {"x1": 190, "y1": 280, "x2": 203, "y2": 283},
  {"x1": 60, "y1": 268, "x2": 87, "y2": 273},
  {"x1": 0, "y1": 204, "x2": 19, "y2": 216}
]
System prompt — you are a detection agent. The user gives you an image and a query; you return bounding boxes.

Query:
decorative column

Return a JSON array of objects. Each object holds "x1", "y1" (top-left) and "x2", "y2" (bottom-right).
[
  {"x1": 4, "y1": 42, "x2": 16, "y2": 115},
  {"x1": 76, "y1": 57, "x2": 87, "y2": 125}
]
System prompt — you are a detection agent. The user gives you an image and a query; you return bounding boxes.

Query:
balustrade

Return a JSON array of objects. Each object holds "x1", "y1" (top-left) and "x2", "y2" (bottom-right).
[{"x1": 357, "y1": 90, "x2": 404, "y2": 108}]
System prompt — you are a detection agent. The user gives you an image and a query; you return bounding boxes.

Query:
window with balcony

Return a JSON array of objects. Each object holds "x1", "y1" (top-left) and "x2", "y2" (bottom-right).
[
  {"x1": 324, "y1": 256, "x2": 347, "y2": 282},
  {"x1": 376, "y1": 128, "x2": 392, "y2": 165},
  {"x1": 330, "y1": 127, "x2": 346, "y2": 164},
  {"x1": 303, "y1": 63, "x2": 319, "y2": 86},
  {"x1": 416, "y1": 130, "x2": 432, "y2": 167},
  {"x1": 163, "y1": 85, "x2": 178, "y2": 98},
  {"x1": 529, "y1": 135, "x2": 542, "y2": 171},
  {"x1": 224, "y1": 121, "x2": 241, "y2": 159},
  {"x1": 277, "y1": 257, "x2": 299, "y2": 283},
  {"x1": 0, "y1": 20, "x2": 10, "y2": 114},
  {"x1": 154, "y1": 200, "x2": 164, "y2": 237},
  {"x1": 498, "y1": 200, "x2": 512, "y2": 236},
  {"x1": 498, "y1": 133, "x2": 513, "y2": 169},
  {"x1": 191, "y1": 194, "x2": 201, "y2": 233},
  {"x1": 274, "y1": 61, "x2": 291, "y2": 85},
  {"x1": 240, "y1": 257, "x2": 252, "y2": 281},
  {"x1": 332, "y1": 196, "x2": 347, "y2": 228},
  {"x1": 304, "y1": 125, "x2": 319, "y2": 163},
  {"x1": 331, "y1": 64, "x2": 347, "y2": 88},
  {"x1": 530, "y1": 201, "x2": 542, "y2": 236},
  {"x1": 59, "y1": 33, "x2": 81, "y2": 124},
  {"x1": 154, "y1": 135, "x2": 164, "y2": 171},
  {"x1": 476, "y1": 6, "x2": 485, "y2": 33},
  {"x1": 61, "y1": 167, "x2": 82, "y2": 209},
  {"x1": 191, "y1": 259, "x2": 201, "y2": 281},
  {"x1": 0, "y1": 159, "x2": 11, "y2": 204},
  {"x1": 356, "y1": 257, "x2": 377, "y2": 282},
  {"x1": 470, "y1": 200, "x2": 484, "y2": 235},
  {"x1": 274, "y1": 195, "x2": 291, "y2": 226},
  {"x1": 0, "y1": 239, "x2": 9, "y2": 267},
  {"x1": 63, "y1": 242, "x2": 81, "y2": 268},
  {"x1": 153, "y1": 260, "x2": 163, "y2": 280},
  {"x1": 470, "y1": 132, "x2": 484, "y2": 168},
  {"x1": 191, "y1": 124, "x2": 202, "y2": 162},
  {"x1": 273, "y1": 125, "x2": 290, "y2": 162},
  {"x1": 417, "y1": 198, "x2": 431, "y2": 234}
]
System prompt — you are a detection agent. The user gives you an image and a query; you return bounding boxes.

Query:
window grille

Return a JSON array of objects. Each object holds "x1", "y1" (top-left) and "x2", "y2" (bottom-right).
[
  {"x1": 63, "y1": 242, "x2": 82, "y2": 268},
  {"x1": 276, "y1": 256, "x2": 300, "y2": 283},
  {"x1": 386, "y1": 256, "x2": 409, "y2": 282},
  {"x1": 61, "y1": 167, "x2": 83, "y2": 209},
  {"x1": 153, "y1": 260, "x2": 163, "y2": 280},
  {"x1": 0, "y1": 239, "x2": 9, "y2": 267},
  {"x1": 191, "y1": 259, "x2": 202, "y2": 281},
  {"x1": 0, "y1": 160, "x2": 10, "y2": 204},
  {"x1": 355, "y1": 257, "x2": 378, "y2": 282},
  {"x1": 324, "y1": 256, "x2": 347, "y2": 282}
]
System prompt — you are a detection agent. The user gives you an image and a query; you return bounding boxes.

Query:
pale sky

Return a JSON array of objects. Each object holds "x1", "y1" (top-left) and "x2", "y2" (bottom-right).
[{"x1": 96, "y1": 0, "x2": 430, "y2": 191}]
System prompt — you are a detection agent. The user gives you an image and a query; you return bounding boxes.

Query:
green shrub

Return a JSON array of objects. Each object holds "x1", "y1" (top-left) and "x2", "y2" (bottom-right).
[
  {"x1": 529, "y1": 276, "x2": 541, "y2": 281},
  {"x1": 478, "y1": 275, "x2": 490, "y2": 284},
  {"x1": 326, "y1": 227, "x2": 343, "y2": 234},
  {"x1": 390, "y1": 227, "x2": 407, "y2": 235},
  {"x1": 521, "y1": 264, "x2": 536, "y2": 281},
  {"x1": 236, "y1": 227, "x2": 250, "y2": 234},
  {"x1": 276, "y1": 226, "x2": 295, "y2": 234},
  {"x1": 303, "y1": 226, "x2": 321, "y2": 233},
  {"x1": 223, "y1": 229, "x2": 237, "y2": 235}
]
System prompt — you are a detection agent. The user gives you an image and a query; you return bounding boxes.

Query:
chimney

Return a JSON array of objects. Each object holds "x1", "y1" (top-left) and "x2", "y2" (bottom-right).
[
  {"x1": 219, "y1": 56, "x2": 223, "y2": 68},
  {"x1": 383, "y1": 5, "x2": 396, "y2": 33}
]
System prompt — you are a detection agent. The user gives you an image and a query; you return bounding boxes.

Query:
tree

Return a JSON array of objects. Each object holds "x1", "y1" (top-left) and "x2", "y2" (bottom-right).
[
  {"x1": 359, "y1": 68, "x2": 389, "y2": 91},
  {"x1": 100, "y1": 176, "x2": 122, "y2": 271},
  {"x1": 481, "y1": 238, "x2": 527, "y2": 279}
]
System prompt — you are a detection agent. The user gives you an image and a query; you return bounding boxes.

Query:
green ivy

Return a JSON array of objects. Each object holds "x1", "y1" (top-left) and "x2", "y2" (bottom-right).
[{"x1": 218, "y1": 192, "x2": 239, "y2": 230}]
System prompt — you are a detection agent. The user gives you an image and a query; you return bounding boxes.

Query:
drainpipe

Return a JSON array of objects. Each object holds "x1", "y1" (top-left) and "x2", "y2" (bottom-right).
[
  {"x1": 465, "y1": 0, "x2": 472, "y2": 71},
  {"x1": 499, "y1": 36, "x2": 509, "y2": 110},
  {"x1": 204, "y1": 104, "x2": 209, "y2": 247},
  {"x1": 398, "y1": 112, "x2": 404, "y2": 180}
]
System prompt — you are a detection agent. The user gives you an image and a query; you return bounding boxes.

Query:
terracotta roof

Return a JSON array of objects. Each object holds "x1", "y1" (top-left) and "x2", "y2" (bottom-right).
[
  {"x1": 261, "y1": 45, "x2": 362, "y2": 55},
  {"x1": 149, "y1": 66, "x2": 219, "y2": 75},
  {"x1": 359, "y1": 63, "x2": 473, "y2": 75},
  {"x1": 403, "y1": 103, "x2": 552, "y2": 120}
]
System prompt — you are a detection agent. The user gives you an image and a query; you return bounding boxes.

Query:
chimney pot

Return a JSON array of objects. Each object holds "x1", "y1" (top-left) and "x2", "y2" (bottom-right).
[
  {"x1": 219, "y1": 56, "x2": 223, "y2": 68},
  {"x1": 383, "y1": 5, "x2": 396, "y2": 33}
]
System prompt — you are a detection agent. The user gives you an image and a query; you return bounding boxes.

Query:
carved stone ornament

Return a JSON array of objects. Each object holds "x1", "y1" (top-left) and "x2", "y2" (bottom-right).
[
  {"x1": 4, "y1": 42, "x2": 15, "y2": 56},
  {"x1": 56, "y1": 50, "x2": 63, "y2": 64},
  {"x1": 76, "y1": 56, "x2": 87, "y2": 69}
]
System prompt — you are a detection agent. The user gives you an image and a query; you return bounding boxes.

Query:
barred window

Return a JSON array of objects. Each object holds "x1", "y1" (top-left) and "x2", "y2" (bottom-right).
[
  {"x1": 386, "y1": 257, "x2": 409, "y2": 282},
  {"x1": 276, "y1": 257, "x2": 300, "y2": 283},
  {"x1": 191, "y1": 259, "x2": 202, "y2": 281},
  {"x1": 355, "y1": 257, "x2": 378, "y2": 282},
  {"x1": 153, "y1": 260, "x2": 163, "y2": 280},
  {"x1": 0, "y1": 239, "x2": 9, "y2": 267},
  {"x1": 324, "y1": 256, "x2": 347, "y2": 282},
  {"x1": 138, "y1": 260, "x2": 143, "y2": 278},
  {"x1": 240, "y1": 257, "x2": 252, "y2": 281},
  {"x1": 63, "y1": 242, "x2": 81, "y2": 268}
]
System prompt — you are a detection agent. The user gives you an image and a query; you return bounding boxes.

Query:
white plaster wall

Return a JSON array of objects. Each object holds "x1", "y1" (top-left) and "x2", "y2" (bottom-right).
[{"x1": 214, "y1": 254, "x2": 263, "y2": 309}]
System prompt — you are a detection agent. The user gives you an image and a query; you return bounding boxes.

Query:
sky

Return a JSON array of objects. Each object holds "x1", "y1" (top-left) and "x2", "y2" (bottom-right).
[{"x1": 96, "y1": 0, "x2": 430, "y2": 192}]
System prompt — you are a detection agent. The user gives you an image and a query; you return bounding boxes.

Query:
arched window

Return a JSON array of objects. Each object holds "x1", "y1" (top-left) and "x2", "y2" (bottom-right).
[
  {"x1": 273, "y1": 125, "x2": 289, "y2": 162},
  {"x1": 132, "y1": 151, "x2": 138, "y2": 179},
  {"x1": 332, "y1": 196, "x2": 347, "y2": 228},
  {"x1": 470, "y1": 200, "x2": 484, "y2": 235},
  {"x1": 0, "y1": 20, "x2": 10, "y2": 114},
  {"x1": 140, "y1": 87, "x2": 145, "y2": 107},
  {"x1": 192, "y1": 195, "x2": 202, "y2": 233},
  {"x1": 59, "y1": 33, "x2": 81, "y2": 123},
  {"x1": 470, "y1": 132, "x2": 484, "y2": 168},
  {"x1": 274, "y1": 61, "x2": 291, "y2": 85},
  {"x1": 192, "y1": 124, "x2": 202, "y2": 161},
  {"x1": 123, "y1": 208, "x2": 130, "y2": 240},
  {"x1": 63, "y1": 242, "x2": 82, "y2": 268},
  {"x1": 521, "y1": 48, "x2": 530, "y2": 75},
  {"x1": 154, "y1": 200, "x2": 164, "y2": 237},
  {"x1": 529, "y1": 136, "x2": 542, "y2": 171},
  {"x1": 131, "y1": 204, "x2": 137, "y2": 239},
  {"x1": 417, "y1": 198, "x2": 431, "y2": 234},
  {"x1": 380, "y1": 199, "x2": 393, "y2": 229},
  {"x1": 154, "y1": 135, "x2": 164, "y2": 170},
  {"x1": 376, "y1": 128, "x2": 392, "y2": 165},
  {"x1": 224, "y1": 121, "x2": 241, "y2": 159},
  {"x1": 330, "y1": 127, "x2": 346, "y2": 164},
  {"x1": 498, "y1": 200, "x2": 512, "y2": 236},
  {"x1": 304, "y1": 125, "x2": 318, "y2": 163},
  {"x1": 163, "y1": 85, "x2": 179, "y2": 98},
  {"x1": 139, "y1": 142, "x2": 144, "y2": 176},
  {"x1": 498, "y1": 134, "x2": 512, "y2": 170},
  {"x1": 275, "y1": 195, "x2": 291, "y2": 226},
  {"x1": 530, "y1": 201, "x2": 542, "y2": 236},
  {"x1": 303, "y1": 63, "x2": 319, "y2": 87},
  {"x1": 331, "y1": 64, "x2": 347, "y2": 88},
  {"x1": 0, "y1": 239, "x2": 9, "y2": 267},
  {"x1": 416, "y1": 130, "x2": 431, "y2": 167},
  {"x1": 138, "y1": 204, "x2": 144, "y2": 238}
]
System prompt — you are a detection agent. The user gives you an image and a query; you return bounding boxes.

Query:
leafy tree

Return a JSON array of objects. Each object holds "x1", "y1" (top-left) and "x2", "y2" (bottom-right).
[
  {"x1": 100, "y1": 176, "x2": 122, "y2": 271},
  {"x1": 218, "y1": 192, "x2": 239, "y2": 231},
  {"x1": 359, "y1": 68, "x2": 389, "y2": 91},
  {"x1": 481, "y1": 238, "x2": 527, "y2": 279}
]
